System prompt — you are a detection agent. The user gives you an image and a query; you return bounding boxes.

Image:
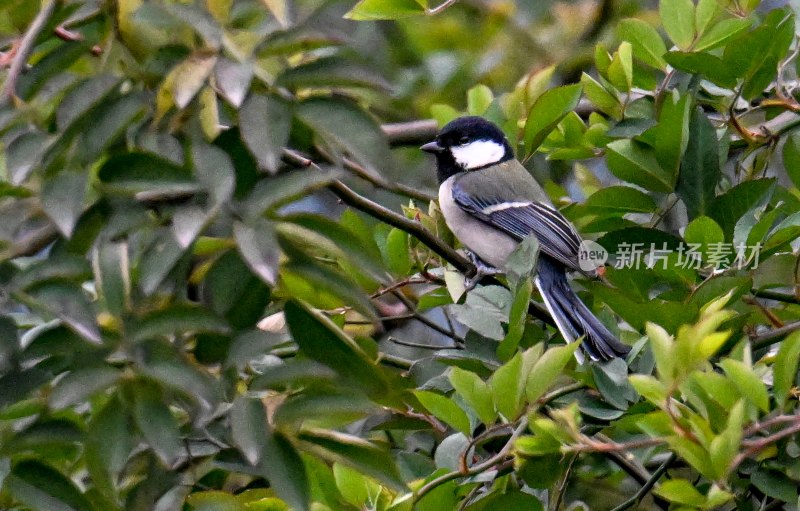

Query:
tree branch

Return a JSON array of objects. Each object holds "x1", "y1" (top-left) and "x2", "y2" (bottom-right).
[
  {"x1": 382, "y1": 120, "x2": 439, "y2": 146},
  {"x1": 1, "y1": 0, "x2": 58, "y2": 103},
  {"x1": 609, "y1": 453, "x2": 676, "y2": 511},
  {"x1": 751, "y1": 320, "x2": 800, "y2": 351}
]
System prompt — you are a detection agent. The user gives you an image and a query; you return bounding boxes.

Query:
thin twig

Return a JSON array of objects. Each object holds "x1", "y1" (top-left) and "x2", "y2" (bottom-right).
[
  {"x1": 551, "y1": 453, "x2": 578, "y2": 511},
  {"x1": 2, "y1": 0, "x2": 58, "y2": 102},
  {"x1": 413, "y1": 418, "x2": 529, "y2": 503},
  {"x1": 609, "y1": 453, "x2": 676, "y2": 511},
  {"x1": 389, "y1": 289, "x2": 465, "y2": 346},
  {"x1": 730, "y1": 416, "x2": 800, "y2": 471}
]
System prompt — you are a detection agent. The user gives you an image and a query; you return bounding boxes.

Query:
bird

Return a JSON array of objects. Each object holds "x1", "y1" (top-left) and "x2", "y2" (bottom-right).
[{"x1": 421, "y1": 116, "x2": 630, "y2": 361}]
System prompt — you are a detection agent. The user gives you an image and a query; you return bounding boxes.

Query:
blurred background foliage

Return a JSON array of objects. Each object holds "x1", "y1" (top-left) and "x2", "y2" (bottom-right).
[{"x1": 2, "y1": 0, "x2": 800, "y2": 510}]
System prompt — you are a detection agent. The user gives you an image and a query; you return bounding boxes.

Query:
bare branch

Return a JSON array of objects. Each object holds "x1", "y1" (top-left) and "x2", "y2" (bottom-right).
[{"x1": 1, "y1": 0, "x2": 58, "y2": 102}]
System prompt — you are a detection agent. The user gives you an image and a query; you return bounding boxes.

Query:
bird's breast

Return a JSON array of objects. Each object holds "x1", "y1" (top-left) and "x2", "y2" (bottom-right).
[{"x1": 438, "y1": 176, "x2": 519, "y2": 270}]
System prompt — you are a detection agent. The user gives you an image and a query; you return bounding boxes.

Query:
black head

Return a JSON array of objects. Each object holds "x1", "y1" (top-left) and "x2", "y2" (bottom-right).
[{"x1": 421, "y1": 116, "x2": 514, "y2": 183}]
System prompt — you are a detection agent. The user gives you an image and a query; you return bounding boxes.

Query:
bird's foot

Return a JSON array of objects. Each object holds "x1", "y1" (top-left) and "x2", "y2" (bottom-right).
[{"x1": 464, "y1": 252, "x2": 501, "y2": 291}]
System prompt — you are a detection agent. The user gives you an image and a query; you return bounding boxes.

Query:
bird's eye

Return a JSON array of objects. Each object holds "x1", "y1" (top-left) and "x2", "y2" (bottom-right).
[{"x1": 458, "y1": 136, "x2": 469, "y2": 145}]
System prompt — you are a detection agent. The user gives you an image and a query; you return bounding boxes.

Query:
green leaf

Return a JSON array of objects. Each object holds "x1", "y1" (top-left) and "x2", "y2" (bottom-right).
[
  {"x1": 384, "y1": 227, "x2": 412, "y2": 276},
  {"x1": 607, "y1": 42, "x2": 633, "y2": 92},
  {"x1": 617, "y1": 18, "x2": 667, "y2": 69},
  {"x1": 5, "y1": 460, "x2": 94, "y2": 511},
  {"x1": 709, "y1": 178, "x2": 775, "y2": 239},
  {"x1": 345, "y1": 0, "x2": 425, "y2": 19},
  {"x1": 278, "y1": 57, "x2": 390, "y2": 92},
  {"x1": 56, "y1": 75, "x2": 121, "y2": 130},
  {"x1": 523, "y1": 84, "x2": 583, "y2": 156},
  {"x1": 132, "y1": 304, "x2": 229, "y2": 342},
  {"x1": 298, "y1": 429, "x2": 406, "y2": 491},
  {"x1": 654, "y1": 479, "x2": 705, "y2": 506},
  {"x1": 525, "y1": 342, "x2": 579, "y2": 404},
  {"x1": 580, "y1": 73, "x2": 621, "y2": 119},
  {"x1": 186, "y1": 491, "x2": 244, "y2": 511},
  {"x1": 497, "y1": 278, "x2": 532, "y2": 361},
  {"x1": 646, "y1": 322, "x2": 674, "y2": 383},
  {"x1": 231, "y1": 396, "x2": 269, "y2": 465},
  {"x1": 80, "y1": 94, "x2": 147, "y2": 163},
  {"x1": 284, "y1": 301, "x2": 388, "y2": 397},
  {"x1": 85, "y1": 395, "x2": 133, "y2": 501},
  {"x1": 258, "y1": 430, "x2": 310, "y2": 511},
  {"x1": 629, "y1": 374, "x2": 668, "y2": 404},
  {"x1": 694, "y1": 18, "x2": 752, "y2": 52},
  {"x1": 234, "y1": 219, "x2": 281, "y2": 286},
  {"x1": 214, "y1": 58, "x2": 252, "y2": 108},
  {"x1": 239, "y1": 94, "x2": 292, "y2": 174},
  {"x1": 93, "y1": 241, "x2": 131, "y2": 318},
  {"x1": 280, "y1": 258, "x2": 377, "y2": 321},
  {"x1": 664, "y1": 51, "x2": 737, "y2": 88},
  {"x1": 591, "y1": 357, "x2": 635, "y2": 410},
  {"x1": 41, "y1": 171, "x2": 88, "y2": 238},
  {"x1": 333, "y1": 463, "x2": 379, "y2": 508},
  {"x1": 48, "y1": 367, "x2": 120, "y2": 410},
  {"x1": 660, "y1": 0, "x2": 696, "y2": 50},
  {"x1": 169, "y1": 52, "x2": 218, "y2": 109},
  {"x1": 490, "y1": 352, "x2": 524, "y2": 420},
  {"x1": 413, "y1": 390, "x2": 471, "y2": 435},
  {"x1": 133, "y1": 380, "x2": 182, "y2": 467},
  {"x1": 774, "y1": 331, "x2": 800, "y2": 408},
  {"x1": 751, "y1": 469, "x2": 799, "y2": 504},
  {"x1": 7, "y1": 131, "x2": 51, "y2": 185},
  {"x1": 605, "y1": 139, "x2": 672, "y2": 192},
  {"x1": 467, "y1": 85, "x2": 494, "y2": 115},
  {"x1": 296, "y1": 97, "x2": 391, "y2": 178},
  {"x1": 676, "y1": 107, "x2": 721, "y2": 219},
  {"x1": 503, "y1": 235, "x2": 539, "y2": 288},
  {"x1": 684, "y1": 215, "x2": 724, "y2": 250},
  {"x1": 23, "y1": 282, "x2": 101, "y2": 345},
  {"x1": 709, "y1": 399, "x2": 744, "y2": 478},
  {"x1": 653, "y1": 92, "x2": 692, "y2": 180},
  {"x1": 694, "y1": 0, "x2": 718, "y2": 37},
  {"x1": 718, "y1": 360, "x2": 768, "y2": 412},
  {"x1": 448, "y1": 368, "x2": 496, "y2": 425},
  {"x1": 97, "y1": 153, "x2": 196, "y2": 196},
  {"x1": 584, "y1": 186, "x2": 656, "y2": 214},
  {"x1": 782, "y1": 132, "x2": 800, "y2": 190}
]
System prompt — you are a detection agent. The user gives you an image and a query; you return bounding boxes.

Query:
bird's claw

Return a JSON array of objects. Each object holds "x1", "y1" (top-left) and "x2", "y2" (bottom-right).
[{"x1": 464, "y1": 252, "x2": 501, "y2": 291}]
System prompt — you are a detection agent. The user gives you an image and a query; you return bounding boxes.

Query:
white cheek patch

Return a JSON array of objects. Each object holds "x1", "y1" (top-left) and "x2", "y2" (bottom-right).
[{"x1": 451, "y1": 140, "x2": 506, "y2": 170}]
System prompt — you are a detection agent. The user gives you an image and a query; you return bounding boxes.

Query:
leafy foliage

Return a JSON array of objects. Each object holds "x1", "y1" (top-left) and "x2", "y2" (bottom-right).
[{"x1": 1, "y1": 0, "x2": 800, "y2": 510}]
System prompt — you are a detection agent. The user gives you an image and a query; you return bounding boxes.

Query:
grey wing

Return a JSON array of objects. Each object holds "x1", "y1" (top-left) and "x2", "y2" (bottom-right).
[{"x1": 451, "y1": 183, "x2": 584, "y2": 272}]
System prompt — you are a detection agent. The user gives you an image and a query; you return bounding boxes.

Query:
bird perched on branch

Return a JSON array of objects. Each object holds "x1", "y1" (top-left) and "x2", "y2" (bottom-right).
[{"x1": 422, "y1": 116, "x2": 629, "y2": 361}]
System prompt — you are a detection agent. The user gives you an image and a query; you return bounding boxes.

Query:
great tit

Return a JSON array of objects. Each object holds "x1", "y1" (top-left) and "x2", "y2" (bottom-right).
[{"x1": 421, "y1": 116, "x2": 630, "y2": 361}]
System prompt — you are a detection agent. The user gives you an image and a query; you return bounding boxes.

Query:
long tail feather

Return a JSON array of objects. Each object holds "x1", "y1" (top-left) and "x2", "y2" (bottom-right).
[{"x1": 534, "y1": 256, "x2": 630, "y2": 361}]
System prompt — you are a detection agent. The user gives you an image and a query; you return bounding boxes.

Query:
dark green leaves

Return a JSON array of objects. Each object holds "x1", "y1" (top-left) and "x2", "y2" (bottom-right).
[
  {"x1": 677, "y1": 107, "x2": 720, "y2": 219},
  {"x1": 284, "y1": 301, "x2": 388, "y2": 397},
  {"x1": 606, "y1": 139, "x2": 672, "y2": 192},
  {"x1": 240, "y1": 94, "x2": 292, "y2": 174}
]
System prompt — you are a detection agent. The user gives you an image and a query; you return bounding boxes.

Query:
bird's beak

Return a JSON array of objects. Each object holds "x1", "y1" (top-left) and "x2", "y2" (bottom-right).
[{"x1": 420, "y1": 141, "x2": 444, "y2": 154}]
